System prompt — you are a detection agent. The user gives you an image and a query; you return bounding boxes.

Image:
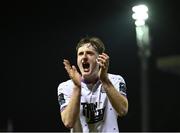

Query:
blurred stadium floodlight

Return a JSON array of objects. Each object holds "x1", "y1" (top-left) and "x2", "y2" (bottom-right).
[{"x1": 132, "y1": 4, "x2": 150, "y2": 132}]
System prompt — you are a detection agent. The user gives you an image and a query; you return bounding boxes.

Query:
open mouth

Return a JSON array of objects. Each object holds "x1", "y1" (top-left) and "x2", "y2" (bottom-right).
[{"x1": 82, "y1": 62, "x2": 90, "y2": 72}]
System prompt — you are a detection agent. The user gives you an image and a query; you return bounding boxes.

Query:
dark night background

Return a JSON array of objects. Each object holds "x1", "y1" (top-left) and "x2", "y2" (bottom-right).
[{"x1": 1, "y1": 0, "x2": 180, "y2": 132}]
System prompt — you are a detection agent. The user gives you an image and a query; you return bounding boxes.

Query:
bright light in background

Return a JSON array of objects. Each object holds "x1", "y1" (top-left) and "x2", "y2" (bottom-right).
[
  {"x1": 132, "y1": 4, "x2": 150, "y2": 132},
  {"x1": 131, "y1": 4, "x2": 150, "y2": 55},
  {"x1": 135, "y1": 20, "x2": 145, "y2": 27},
  {"x1": 132, "y1": 4, "x2": 148, "y2": 13},
  {"x1": 132, "y1": 4, "x2": 148, "y2": 26}
]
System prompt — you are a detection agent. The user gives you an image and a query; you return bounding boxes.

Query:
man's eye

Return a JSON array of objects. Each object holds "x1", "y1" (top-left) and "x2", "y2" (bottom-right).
[
  {"x1": 78, "y1": 52, "x2": 83, "y2": 55},
  {"x1": 87, "y1": 52, "x2": 94, "y2": 55}
]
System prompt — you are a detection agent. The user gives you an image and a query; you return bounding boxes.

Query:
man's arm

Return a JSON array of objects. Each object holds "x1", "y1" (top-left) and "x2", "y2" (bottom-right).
[
  {"x1": 61, "y1": 59, "x2": 82, "y2": 128},
  {"x1": 102, "y1": 79, "x2": 128, "y2": 117},
  {"x1": 97, "y1": 53, "x2": 128, "y2": 116},
  {"x1": 61, "y1": 85, "x2": 81, "y2": 128}
]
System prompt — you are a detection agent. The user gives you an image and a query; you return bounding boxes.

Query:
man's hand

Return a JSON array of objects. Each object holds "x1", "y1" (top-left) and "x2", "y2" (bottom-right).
[
  {"x1": 96, "y1": 54, "x2": 128, "y2": 116},
  {"x1": 96, "y1": 53, "x2": 109, "y2": 82},
  {"x1": 63, "y1": 59, "x2": 81, "y2": 87}
]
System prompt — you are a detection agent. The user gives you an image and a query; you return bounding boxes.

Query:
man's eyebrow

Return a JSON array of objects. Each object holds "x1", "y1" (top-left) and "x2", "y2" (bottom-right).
[{"x1": 78, "y1": 51, "x2": 83, "y2": 54}]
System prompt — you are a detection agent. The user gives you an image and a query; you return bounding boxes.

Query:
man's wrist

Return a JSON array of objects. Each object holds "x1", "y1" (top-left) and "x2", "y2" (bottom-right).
[
  {"x1": 73, "y1": 85, "x2": 81, "y2": 96},
  {"x1": 101, "y1": 78, "x2": 112, "y2": 88},
  {"x1": 74, "y1": 84, "x2": 81, "y2": 89}
]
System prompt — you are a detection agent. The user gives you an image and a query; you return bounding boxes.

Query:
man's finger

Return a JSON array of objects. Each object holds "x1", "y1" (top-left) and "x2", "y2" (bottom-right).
[
  {"x1": 97, "y1": 59, "x2": 106, "y2": 68},
  {"x1": 99, "y1": 53, "x2": 109, "y2": 60},
  {"x1": 63, "y1": 59, "x2": 73, "y2": 75},
  {"x1": 63, "y1": 59, "x2": 72, "y2": 69},
  {"x1": 72, "y1": 65, "x2": 77, "y2": 72}
]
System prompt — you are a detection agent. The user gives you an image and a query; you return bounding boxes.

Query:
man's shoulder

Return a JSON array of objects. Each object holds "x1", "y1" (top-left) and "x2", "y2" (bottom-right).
[
  {"x1": 108, "y1": 73, "x2": 124, "y2": 81},
  {"x1": 59, "y1": 79, "x2": 73, "y2": 86},
  {"x1": 57, "y1": 79, "x2": 73, "y2": 92}
]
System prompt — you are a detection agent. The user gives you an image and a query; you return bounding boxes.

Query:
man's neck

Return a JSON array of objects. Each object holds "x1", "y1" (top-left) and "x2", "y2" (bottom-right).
[
  {"x1": 82, "y1": 77, "x2": 99, "y2": 90},
  {"x1": 81, "y1": 77, "x2": 99, "y2": 85}
]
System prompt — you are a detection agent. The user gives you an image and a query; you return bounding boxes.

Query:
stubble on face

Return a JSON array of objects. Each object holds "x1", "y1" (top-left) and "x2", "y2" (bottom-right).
[{"x1": 77, "y1": 43, "x2": 99, "y2": 82}]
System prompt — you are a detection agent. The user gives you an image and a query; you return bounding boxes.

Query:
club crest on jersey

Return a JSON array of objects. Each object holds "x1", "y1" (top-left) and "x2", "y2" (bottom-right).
[
  {"x1": 58, "y1": 93, "x2": 65, "y2": 106},
  {"x1": 119, "y1": 82, "x2": 127, "y2": 93}
]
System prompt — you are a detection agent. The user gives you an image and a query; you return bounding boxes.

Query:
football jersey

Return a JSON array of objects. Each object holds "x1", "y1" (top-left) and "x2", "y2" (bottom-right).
[{"x1": 58, "y1": 73, "x2": 127, "y2": 132}]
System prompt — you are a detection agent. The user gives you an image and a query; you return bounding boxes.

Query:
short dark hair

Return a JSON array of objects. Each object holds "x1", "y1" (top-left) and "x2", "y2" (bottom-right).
[{"x1": 76, "y1": 36, "x2": 105, "y2": 54}]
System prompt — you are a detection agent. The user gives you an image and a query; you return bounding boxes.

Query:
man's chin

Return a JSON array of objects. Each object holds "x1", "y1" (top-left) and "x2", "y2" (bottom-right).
[{"x1": 82, "y1": 71, "x2": 91, "y2": 78}]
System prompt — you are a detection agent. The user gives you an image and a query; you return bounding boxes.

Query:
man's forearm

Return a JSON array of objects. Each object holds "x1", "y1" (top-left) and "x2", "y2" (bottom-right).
[
  {"x1": 102, "y1": 79, "x2": 128, "y2": 116},
  {"x1": 61, "y1": 85, "x2": 81, "y2": 128}
]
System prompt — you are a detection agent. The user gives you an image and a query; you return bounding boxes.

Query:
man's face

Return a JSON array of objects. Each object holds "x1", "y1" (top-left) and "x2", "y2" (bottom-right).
[{"x1": 77, "y1": 43, "x2": 99, "y2": 80}]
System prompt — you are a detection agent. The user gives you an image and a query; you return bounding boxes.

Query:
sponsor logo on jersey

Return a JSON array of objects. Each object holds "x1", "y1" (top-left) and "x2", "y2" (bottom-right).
[{"x1": 81, "y1": 102, "x2": 105, "y2": 124}]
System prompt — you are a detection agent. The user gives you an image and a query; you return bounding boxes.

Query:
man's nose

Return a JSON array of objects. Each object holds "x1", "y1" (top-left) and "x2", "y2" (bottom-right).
[
  {"x1": 82, "y1": 53, "x2": 88, "y2": 61},
  {"x1": 82, "y1": 53, "x2": 88, "y2": 58}
]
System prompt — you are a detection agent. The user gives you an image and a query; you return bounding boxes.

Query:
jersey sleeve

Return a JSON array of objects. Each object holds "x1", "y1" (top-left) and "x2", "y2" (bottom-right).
[
  {"x1": 57, "y1": 81, "x2": 72, "y2": 112},
  {"x1": 114, "y1": 75, "x2": 127, "y2": 97}
]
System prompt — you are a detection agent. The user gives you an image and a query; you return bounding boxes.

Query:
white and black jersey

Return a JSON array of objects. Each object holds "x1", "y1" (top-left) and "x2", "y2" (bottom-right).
[{"x1": 58, "y1": 73, "x2": 127, "y2": 132}]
